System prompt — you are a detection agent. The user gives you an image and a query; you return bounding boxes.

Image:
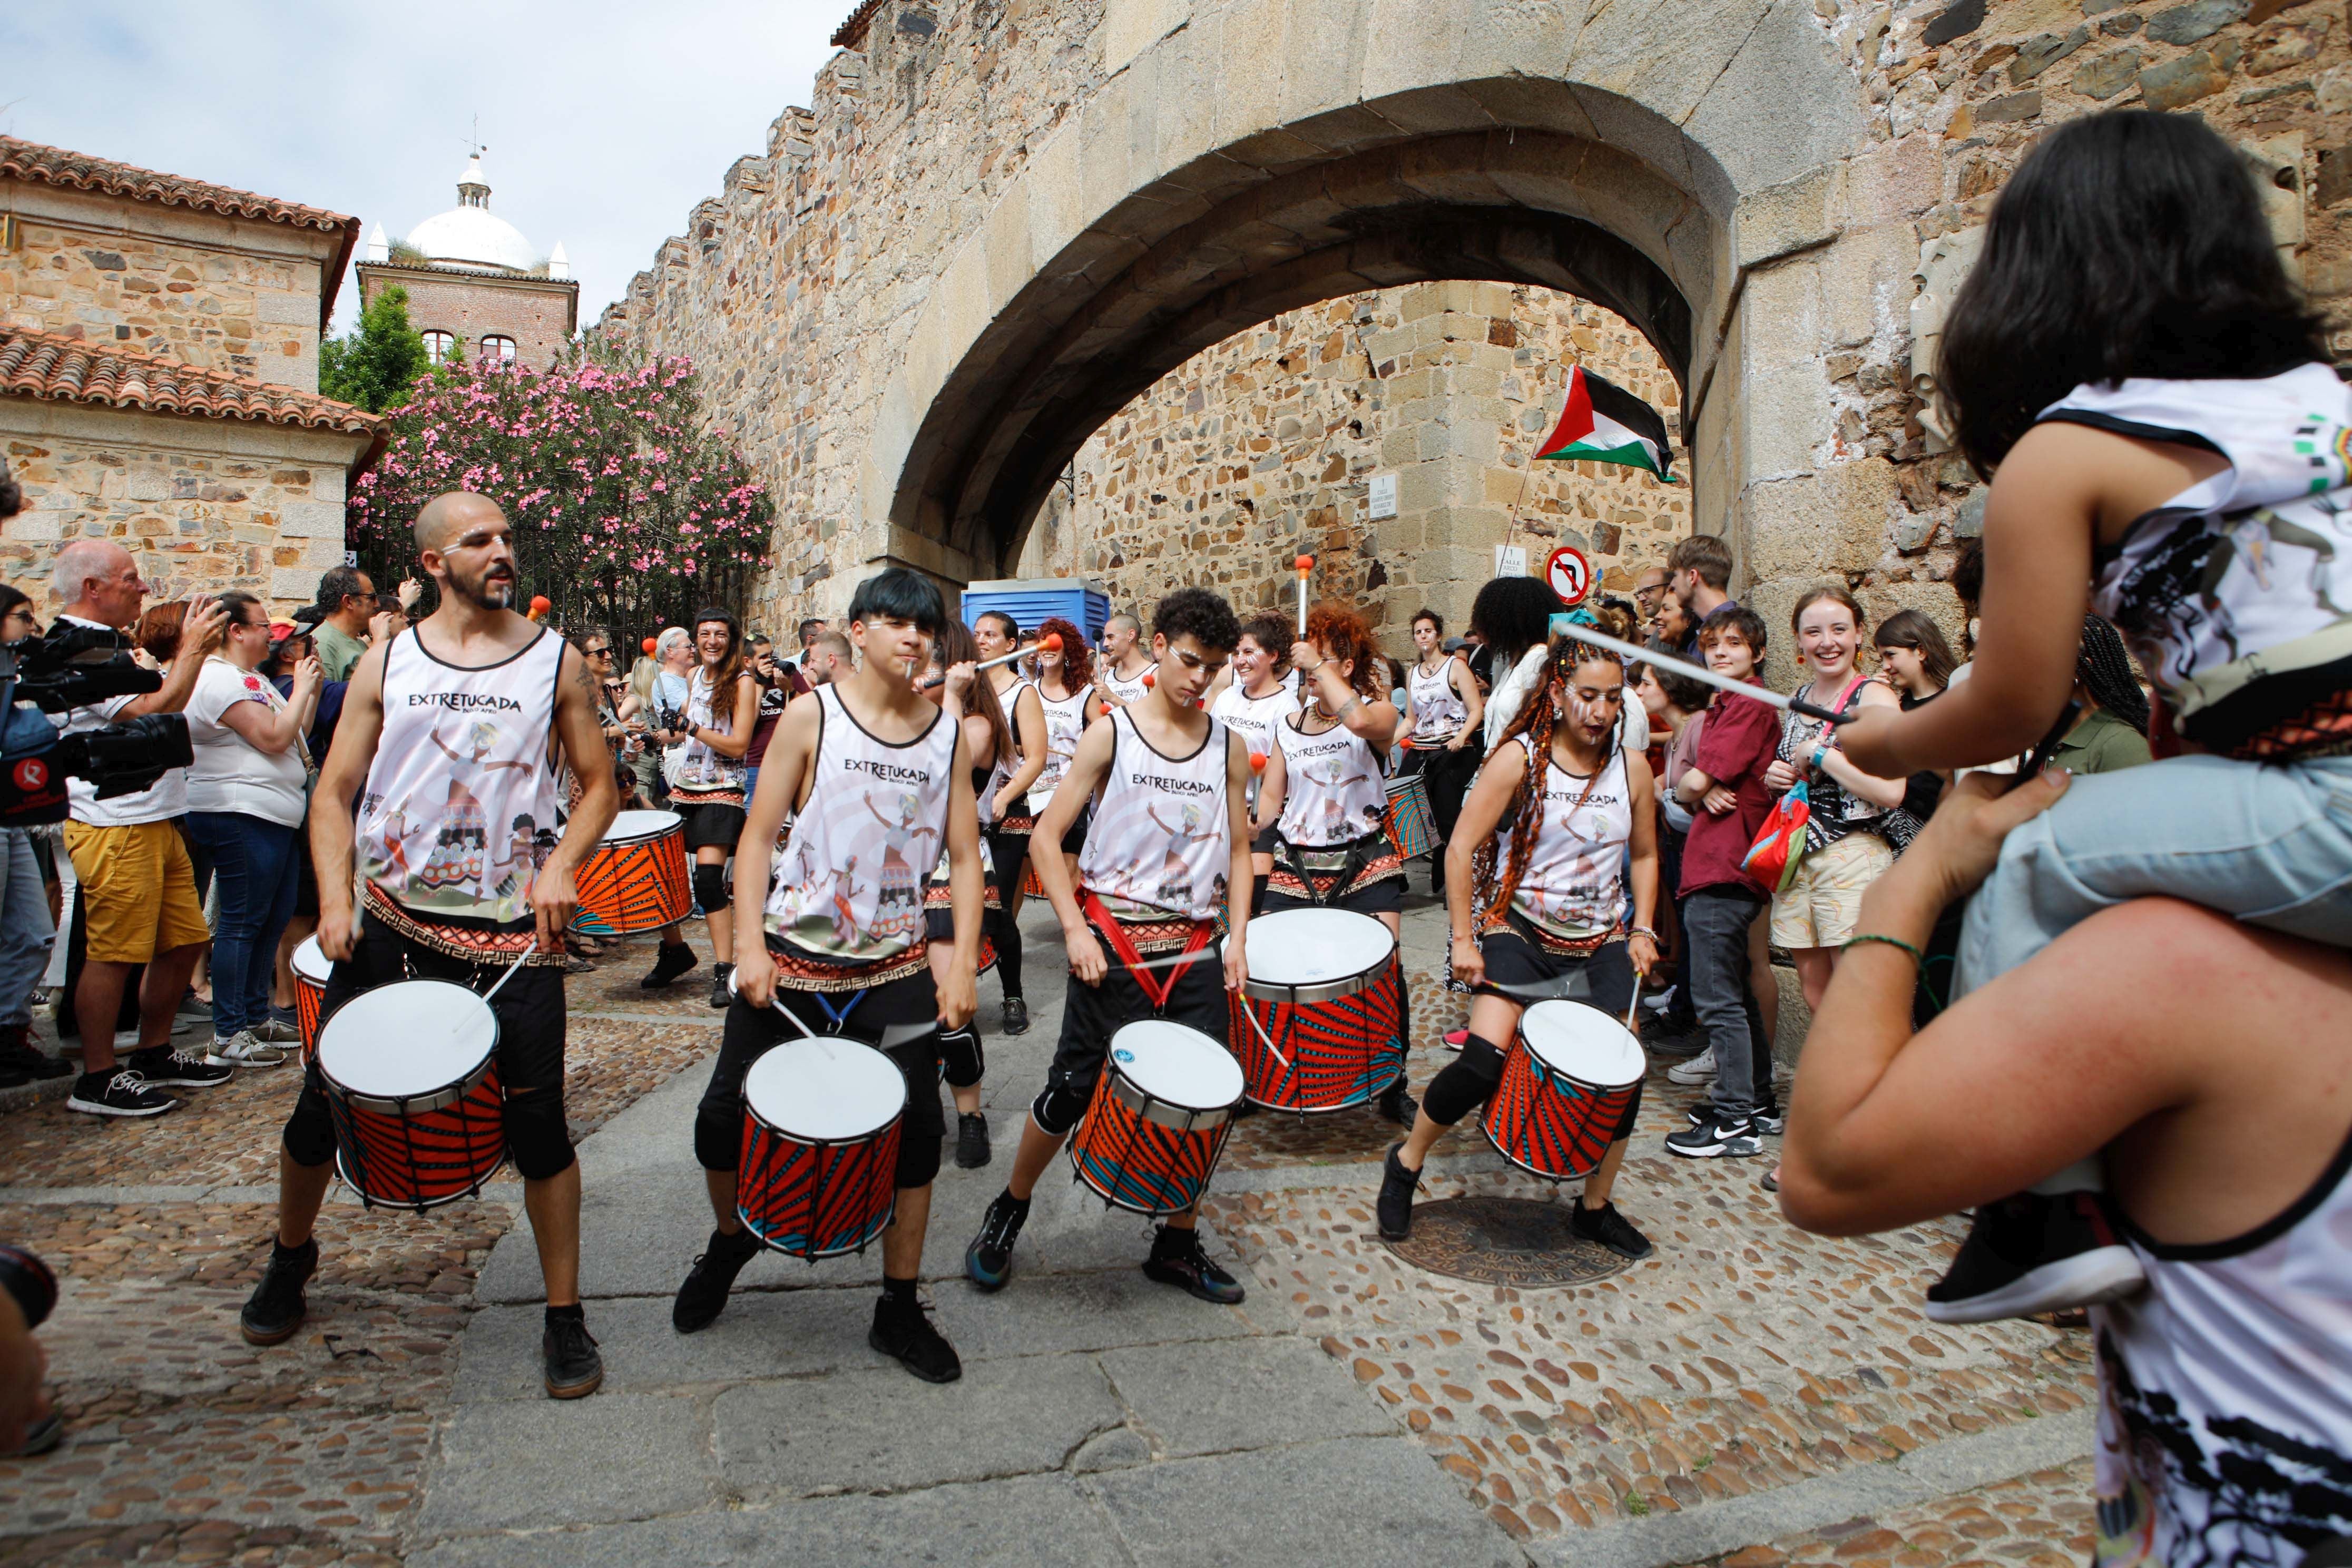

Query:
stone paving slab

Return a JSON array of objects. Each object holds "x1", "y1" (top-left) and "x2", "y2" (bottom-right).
[
  {"x1": 408, "y1": 1473, "x2": 1134, "y2": 1568},
  {"x1": 1099, "y1": 1335, "x2": 1405, "y2": 1458},
  {"x1": 415, "y1": 1392, "x2": 716, "y2": 1532},
  {"x1": 1085, "y1": 1436, "x2": 1528, "y2": 1568}
]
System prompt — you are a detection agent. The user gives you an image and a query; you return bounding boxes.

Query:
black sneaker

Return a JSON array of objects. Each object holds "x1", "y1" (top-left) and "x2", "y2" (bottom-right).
[
  {"x1": 1000, "y1": 996, "x2": 1029, "y2": 1035},
  {"x1": 1750, "y1": 1101, "x2": 1786, "y2": 1135},
  {"x1": 4, "y1": 1408, "x2": 62, "y2": 1457},
  {"x1": 965, "y1": 1191, "x2": 1028, "y2": 1291},
  {"x1": 708, "y1": 963, "x2": 734, "y2": 1010},
  {"x1": 869, "y1": 1293, "x2": 962, "y2": 1383},
  {"x1": 1377, "y1": 1142, "x2": 1419, "y2": 1241},
  {"x1": 543, "y1": 1311, "x2": 604, "y2": 1398},
  {"x1": 1376, "y1": 1076, "x2": 1418, "y2": 1126},
  {"x1": 1572, "y1": 1200, "x2": 1653, "y2": 1259},
  {"x1": 1142, "y1": 1227, "x2": 1246, "y2": 1305},
  {"x1": 672, "y1": 1227, "x2": 762, "y2": 1334},
  {"x1": 126, "y1": 1046, "x2": 232, "y2": 1090},
  {"x1": 0, "y1": 1030, "x2": 70, "y2": 1081},
  {"x1": 1667, "y1": 1113, "x2": 1762, "y2": 1159},
  {"x1": 65, "y1": 1069, "x2": 178, "y2": 1119},
  {"x1": 1924, "y1": 1191, "x2": 2144, "y2": 1325},
  {"x1": 239, "y1": 1238, "x2": 318, "y2": 1346},
  {"x1": 0, "y1": 1061, "x2": 25, "y2": 1089},
  {"x1": 641, "y1": 943, "x2": 698, "y2": 989},
  {"x1": 955, "y1": 1112, "x2": 992, "y2": 1169}
]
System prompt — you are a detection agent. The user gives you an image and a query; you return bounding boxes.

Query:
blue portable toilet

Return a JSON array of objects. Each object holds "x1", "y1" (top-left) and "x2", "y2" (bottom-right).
[{"x1": 960, "y1": 578, "x2": 1112, "y2": 647}]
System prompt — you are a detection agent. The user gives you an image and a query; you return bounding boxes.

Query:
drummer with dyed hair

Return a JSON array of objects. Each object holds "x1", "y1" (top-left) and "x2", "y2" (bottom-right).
[
  {"x1": 1375, "y1": 630, "x2": 1663, "y2": 1260},
  {"x1": 1253, "y1": 601, "x2": 1415, "y2": 1125},
  {"x1": 240, "y1": 492, "x2": 619, "y2": 1399},
  {"x1": 965, "y1": 586, "x2": 1255, "y2": 1304},
  {"x1": 670, "y1": 568, "x2": 982, "y2": 1384}
]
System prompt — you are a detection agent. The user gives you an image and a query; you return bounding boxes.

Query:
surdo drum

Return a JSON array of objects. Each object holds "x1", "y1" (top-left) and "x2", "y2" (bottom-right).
[
  {"x1": 1383, "y1": 772, "x2": 1437, "y2": 860},
  {"x1": 737, "y1": 1038, "x2": 907, "y2": 1260},
  {"x1": 316, "y1": 981, "x2": 506, "y2": 1210},
  {"x1": 290, "y1": 935, "x2": 332, "y2": 1065},
  {"x1": 572, "y1": 809, "x2": 692, "y2": 936},
  {"x1": 1229, "y1": 908, "x2": 1403, "y2": 1113},
  {"x1": 1071, "y1": 1021, "x2": 1244, "y2": 1216},
  {"x1": 1482, "y1": 1001, "x2": 1645, "y2": 1181}
]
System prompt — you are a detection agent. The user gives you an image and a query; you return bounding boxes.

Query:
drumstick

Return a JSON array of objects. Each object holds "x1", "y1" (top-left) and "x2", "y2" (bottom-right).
[
  {"x1": 1556, "y1": 623, "x2": 1857, "y2": 726},
  {"x1": 1295, "y1": 554, "x2": 1314, "y2": 634},
  {"x1": 919, "y1": 633, "x2": 1061, "y2": 690},
  {"x1": 1237, "y1": 990, "x2": 1291, "y2": 1069},
  {"x1": 479, "y1": 945, "x2": 533, "y2": 1005}
]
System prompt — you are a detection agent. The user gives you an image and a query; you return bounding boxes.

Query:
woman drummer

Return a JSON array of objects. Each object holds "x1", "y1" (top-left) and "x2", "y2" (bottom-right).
[
  {"x1": 1207, "y1": 612, "x2": 1300, "y2": 909},
  {"x1": 1256, "y1": 603, "x2": 1413, "y2": 1124},
  {"x1": 1021, "y1": 618, "x2": 1103, "y2": 899},
  {"x1": 646, "y1": 608, "x2": 760, "y2": 1008},
  {"x1": 923, "y1": 619, "x2": 1012, "y2": 1170},
  {"x1": 1375, "y1": 631, "x2": 1661, "y2": 1259}
]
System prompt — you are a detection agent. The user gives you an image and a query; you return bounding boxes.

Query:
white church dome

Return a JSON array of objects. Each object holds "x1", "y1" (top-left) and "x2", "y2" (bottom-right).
[{"x1": 404, "y1": 155, "x2": 536, "y2": 273}]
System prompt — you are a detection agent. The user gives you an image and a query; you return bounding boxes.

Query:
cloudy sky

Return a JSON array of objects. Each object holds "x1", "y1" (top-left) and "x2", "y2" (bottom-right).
[{"x1": 3, "y1": 3, "x2": 843, "y2": 334}]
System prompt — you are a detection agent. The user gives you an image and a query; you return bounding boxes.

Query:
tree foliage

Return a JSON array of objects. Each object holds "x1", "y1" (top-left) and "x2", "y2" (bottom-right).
[
  {"x1": 348, "y1": 348, "x2": 771, "y2": 641},
  {"x1": 319, "y1": 285, "x2": 433, "y2": 414}
]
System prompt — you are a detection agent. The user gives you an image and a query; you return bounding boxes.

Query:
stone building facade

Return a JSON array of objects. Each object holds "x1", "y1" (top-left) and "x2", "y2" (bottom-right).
[
  {"x1": 1020, "y1": 281, "x2": 1689, "y2": 633},
  {"x1": 354, "y1": 264, "x2": 577, "y2": 369},
  {"x1": 0, "y1": 139, "x2": 377, "y2": 611},
  {"x1": 591, "y1": 0, "x2": 2352, "y2": 683}
]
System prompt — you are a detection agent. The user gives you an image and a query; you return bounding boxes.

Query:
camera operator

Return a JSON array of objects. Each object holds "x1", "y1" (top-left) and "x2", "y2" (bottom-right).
[
  {"x1": 744, "y1": 634, "x2": 789, "y2": 798},
  {"x1": 0, "y1": 585, "x2": 66, "y2": 1088},
  {"x1": 48, "y1": 539, "x2": 232, "y2": 1118}
]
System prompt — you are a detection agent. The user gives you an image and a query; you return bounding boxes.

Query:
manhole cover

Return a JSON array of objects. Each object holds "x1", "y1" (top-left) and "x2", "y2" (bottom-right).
[{"x1": 1385, "y1": 1195, "x2": 1632, "y2": 1287}]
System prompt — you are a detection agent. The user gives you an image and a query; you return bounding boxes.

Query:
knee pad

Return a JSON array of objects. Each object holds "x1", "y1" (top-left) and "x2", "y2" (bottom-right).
[
  {"x1": 281, "y1": 1078, "x2": 338, "y2": 1169},
  {"x1": 504, "y1": 1089, "x2": 577, "y2": 1181},
  {"x1": 1031, "y1": 1079, "x2": 1091, "y2": 1140},
  {"x1": 888, "y1": 1042, "x2": 945, "y2": 1188},
  {"x1": 694, "y1": 1096, "x2": 741, "y2": 1171},
  {"x1": 692, "y1": 862, "x2": 729, "y2": 915},
  {"x1": 940, "y1": 1023, "x2": 985, "y2": 1089},
  {"x1": 1421, "y1": 1034, "x2": 1507, "y2": 1126}
]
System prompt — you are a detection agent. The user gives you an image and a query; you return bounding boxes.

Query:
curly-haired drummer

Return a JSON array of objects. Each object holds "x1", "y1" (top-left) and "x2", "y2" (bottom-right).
[
  {"x1": 966, "y1": 587, "x2": 1255, "y2": 1304},
  {"x1": 1375, "y1": 632, "x2": 1662, "y2": 1260},
  {"x1": 671, "y1": 569, "x2": 982, "y2": 1385},
  {"x1": 239, "y1": 492, "x2": 619, "y2": 1400},
  {"x1": 1254, "y1": 601, "x2": 1415, "y2": 1124}
]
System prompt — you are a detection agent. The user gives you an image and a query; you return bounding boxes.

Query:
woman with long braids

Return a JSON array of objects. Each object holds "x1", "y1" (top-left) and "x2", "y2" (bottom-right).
[
  {"x1": 1837, "y1": 109, "x2": 2352, "y2": 1327},
  {"x1": 922, "y1": 618, "x2": 1011, "y2": 1169},
  {"x1": 2050, "y1": 615, "x2": 2153, "y2": 776},
  {"x1": 1376, "y1": 632, "x2": 1662, "y2": 1259},
  {"x1": 1255, "y1": 603, "x2": 1414, "y2": 1125}
]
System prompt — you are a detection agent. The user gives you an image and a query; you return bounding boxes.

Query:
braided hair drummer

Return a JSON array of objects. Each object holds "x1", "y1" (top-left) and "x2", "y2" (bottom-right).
[
  {"x1": 1254, "y1": 602, "x2": 1416, "y2": 1125},
  {"x1": 1375, "y1": 630, "x2": 1662, "y2": 1260}
]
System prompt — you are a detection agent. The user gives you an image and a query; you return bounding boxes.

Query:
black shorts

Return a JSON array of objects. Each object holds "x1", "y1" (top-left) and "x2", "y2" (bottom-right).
[
  {"x1": 1041, "y1": 930, "x2": 1228, "y2": 1125},
  {"x1": 1474, "y1": 922, "x2": 1635, "y2": 1015},
  {"x1": 674, "y1": 798, "x2": 747, "y2": 852},
  {"x1": 987, "y1": 825, "x2": 1030, "y2": 897},
  {"x1": 695, "y1": 964, "x2": 942, "y2": 1187},
  {"x1": 1259, "y1": 877, "x2": 1402, "y2": 917},
  {"x1": 1058, "y1": 805, "x2": 1090, "y2": 857},
  {"x1": 281, "y1": 913, "x2": 567, "y2": 1168}
]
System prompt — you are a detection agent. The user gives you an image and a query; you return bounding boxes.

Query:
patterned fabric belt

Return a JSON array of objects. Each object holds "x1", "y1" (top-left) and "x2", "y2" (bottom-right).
[
  {"x1": 1478, "y1": 903, "x2": 1623, "y2": 957},
  {"x1": 2232, "y1": 689, "x2": 2352, "y2": 761},
  {"x1": 363, "y1": 884, "x2": 564, "y2": 967},
  {"x1": 671, "y1": 786, "x2": 746, "y2": 808},
  {"x1": 1080, "y1": 889, "x2": 1211, "y2": 956},
  {"x1": 924, "y1": 875, "x2": 1002, "y2": 910},
  {"x1": 763, "y1": 936, "x2": 929, "y2": 992},
  {"x1": 1270, "y1": 830, "x2": 1401, "y2": 905},
  {"x1": 995, "y1": 813, "x2": 1036, "y2": 835}
]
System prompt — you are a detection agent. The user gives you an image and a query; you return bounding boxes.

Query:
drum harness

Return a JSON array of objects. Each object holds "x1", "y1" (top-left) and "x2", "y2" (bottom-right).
[{"x1": 1082, "y1": 891, "x2": 1215, "y2": 1015}]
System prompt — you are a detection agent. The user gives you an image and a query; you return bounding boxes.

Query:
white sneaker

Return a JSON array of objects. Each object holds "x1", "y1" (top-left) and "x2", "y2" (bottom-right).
[
  {"x1": 1665, "y1": 1046, "x2": 1718, "y2": 1085},
  {"x1": 206, "y1": 1031, "x2": 288, "y2": 1069}
]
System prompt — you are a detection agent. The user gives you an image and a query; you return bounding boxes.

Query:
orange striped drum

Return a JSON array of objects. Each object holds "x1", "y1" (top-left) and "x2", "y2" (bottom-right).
[
  {"x1": 290, "y1": 935, "x2": 332, "y2": 1065},
  {"x1": 573, "y1": 810, "x2": 691, "y2": 935},
  {"x1": 1071, "y1": 1021, "x2": 1244, "y2": 1216},
  {"x1": 317, "y1": 981, "x2": 506, "y2": 1211},
  {"x1": 1482, "y1": 1001, "x2": 1645, "y2": 1181}
]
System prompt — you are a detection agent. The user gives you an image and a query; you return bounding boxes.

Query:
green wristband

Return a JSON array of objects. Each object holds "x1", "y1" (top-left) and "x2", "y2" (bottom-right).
[{"x1": 1842, "y1": 933, "x2": 1924, "y2": 965}]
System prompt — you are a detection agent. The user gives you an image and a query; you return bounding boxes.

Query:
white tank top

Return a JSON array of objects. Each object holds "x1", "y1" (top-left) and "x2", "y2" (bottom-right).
[
  {"x1": 1102, "y1": 659, "x2": 1153, "y2": 705},
  {"x1": 1408, "y1": 656, "x2": 1468, "y2": 744},
  {"x1": 2093, "y1": 1128, "x2": 2352, "y2": 1563},
  {"x1": 2042, "y1": 362, "x2": 2352, "y2": 758},
  {"x1": 766, "y1": 685, "x2": 957, "y2": 963},
  {"x1": 670, "y1": 665, "x2": 747, "y2": 794},
  {"x1": 1209, "y1": 680, "x2": 1299, "y2": 759},
  {"x1": 1500, "y1": 744, "x2": 1631, "y2": 940},
  {"x1": 1273, "y1": 712, "x2": 1386, "y2": 847},
  {"x1": 1077, "y1": 707, "x2": 1231, "y2": 922},
  {"x1": 355, "y1": 626, "x2": 566, "y2": 926},
  {"x1": 983, "y1": 676, "x2": 1032, "y2": 822},
  {"x1": 1026, "y1": 683, "x2": 1091, "y2": 813}
]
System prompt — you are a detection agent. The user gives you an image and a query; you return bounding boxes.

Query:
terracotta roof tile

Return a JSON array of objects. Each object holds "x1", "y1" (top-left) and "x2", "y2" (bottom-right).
[
  {"x1": 1, "y1": 137, "x2": 361, "y2": 326},
  {"x1": 832, "y1": 0, "x2": 885, "y2": 48},
  {"x1": 0, "y1": 326, "x2": 381, "y2": 447}
]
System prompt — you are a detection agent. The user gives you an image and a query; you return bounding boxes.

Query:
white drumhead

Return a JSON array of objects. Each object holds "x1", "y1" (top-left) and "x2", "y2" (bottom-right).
[
  {"x1": 1242, "y1": 908, "x2": 1395, "y2": 984},
  {"x1": 1110, "y1": 1020, "x2": 1243, "y2": 1111},
  {"x1": 743, "y1": 1039, "x2": 905, "y2": 1141},
  {"x1": 317, "y1": 980, "x2": 495, "y2": 1097},
  {"x1": 604, "y1": 809, "x2": 682, "y2": 846},
  {"x1": 1518, "y1": 1001, "x2": 1644, "y2": 1087},
  {"x1": 291, "y1": 935, "x2": 332, "y2": 986}
]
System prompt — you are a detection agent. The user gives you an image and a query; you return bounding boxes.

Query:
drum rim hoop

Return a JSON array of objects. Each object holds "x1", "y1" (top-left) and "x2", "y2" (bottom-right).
[
  {"x1": 1516, "y1": 1008, "x2": 1647, "y2": 1088},
  {"x1": 335, "y1": 1148, "x2": 507, "y2": 1211},
  {"x1": 735, "y1": 1196, "x2": 897, "y2": 1260},
  {"x1": 1231, "y1": 909, "x2": 1395, "y2": 1002},
  {"x1": 1101, "y1": 1060, "x2": 1240, "y2": 1131},
  {"x1": 742, "y1": 1037, "x2": 910, "y2": 1141},
  {"x1": 317, "y1": 978, "x2": 500, "y2": 1114},
  {"x1": 599, "y1": 811, "x2": 685, "y2": 846}
]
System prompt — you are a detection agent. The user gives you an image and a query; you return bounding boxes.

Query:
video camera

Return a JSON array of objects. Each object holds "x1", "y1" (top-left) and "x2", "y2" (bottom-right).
[{"x1": 1, "y1": 623, "x2": 192, "y2": 827}]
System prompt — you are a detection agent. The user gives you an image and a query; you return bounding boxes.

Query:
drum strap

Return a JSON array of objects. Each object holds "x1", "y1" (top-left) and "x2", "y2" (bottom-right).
[
  {"x1": 1273, "y1": 830, "x2": 1387, "y2": 908},
  {"x1": 1083, "y1": 893, "x2": 1214, "y2": 1012},
  {"x1": 810, "y1": 988, "x2": 868, "y2": 1032}
]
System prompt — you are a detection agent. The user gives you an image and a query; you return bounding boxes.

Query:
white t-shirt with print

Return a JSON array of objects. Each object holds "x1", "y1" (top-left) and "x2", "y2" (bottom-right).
[
  {"x1": 185, "y1": 656, "x2": 308, "y2": 827},
  {"x1": 57, "y1": 615, "x2": 187, "y2": 828}
]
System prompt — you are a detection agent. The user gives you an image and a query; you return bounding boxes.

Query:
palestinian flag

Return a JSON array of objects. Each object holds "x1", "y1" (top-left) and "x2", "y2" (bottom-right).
[{"x1": 1536, "y1": 366, "x2": 1676, "y2": 481}]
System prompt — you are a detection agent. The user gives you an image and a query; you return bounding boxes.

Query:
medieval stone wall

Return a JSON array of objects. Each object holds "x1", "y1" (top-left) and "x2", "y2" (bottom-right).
[{"x1": 1018, "y1": 281, "x2": 1688, "y2": 632}]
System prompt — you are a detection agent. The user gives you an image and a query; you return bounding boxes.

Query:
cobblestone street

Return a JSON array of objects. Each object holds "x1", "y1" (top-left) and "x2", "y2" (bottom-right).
[{"x1": 1, "y1": 895, "x2": 2098, "y2": 1565}]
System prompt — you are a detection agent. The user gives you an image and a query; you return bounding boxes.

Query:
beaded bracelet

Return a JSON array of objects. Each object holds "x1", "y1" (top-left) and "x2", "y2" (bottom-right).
[{"x1": 1843, "y1": 933, "x2": 1923, "y2": 965}]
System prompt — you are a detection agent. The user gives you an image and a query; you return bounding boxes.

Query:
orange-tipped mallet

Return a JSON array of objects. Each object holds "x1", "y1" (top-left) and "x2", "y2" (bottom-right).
[
  {"x1": 923, "y1": 631, "x2": 1059, "y2": 689},
  {"x1": 1295, "y1": 552, "x2": 1315, "y2": 629},
  {"x1": 1248, "y1": 751, "x2": 1268, "y2": 773},
  {"x1": 528, "y1": 595, "x2": 551, "y2": 621},
  {"x1": 1141, "y1": 669, "x2": 1155, "y2": 689},
  {"x1": 641, "y1": 636, "x2": 658, "y2": 655}
]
